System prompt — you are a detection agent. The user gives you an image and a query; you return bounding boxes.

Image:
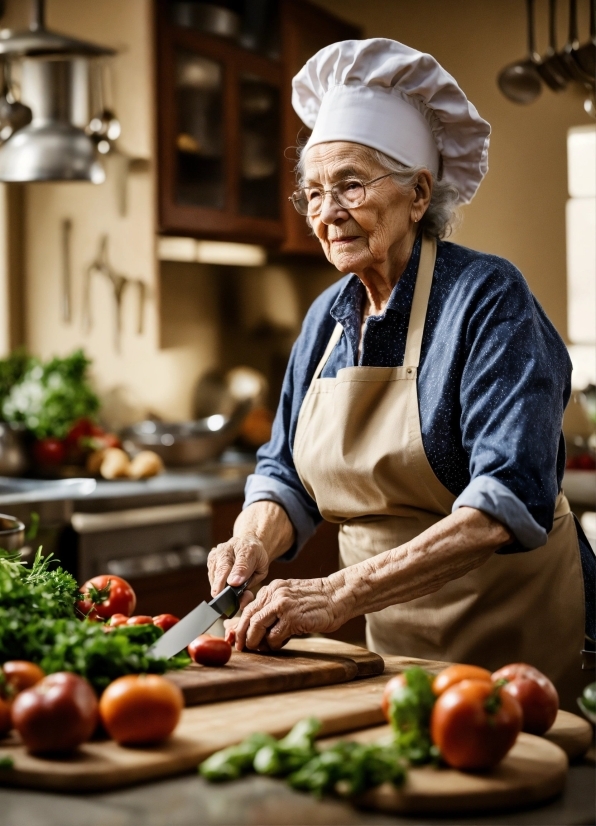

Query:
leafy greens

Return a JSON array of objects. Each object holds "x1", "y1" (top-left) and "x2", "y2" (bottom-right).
[{"x1": 0, "y1": 549, "x2": 188, "y2": 693}]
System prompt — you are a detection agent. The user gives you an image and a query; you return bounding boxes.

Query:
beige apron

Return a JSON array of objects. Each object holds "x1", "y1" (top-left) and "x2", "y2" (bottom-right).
[{"x1": 293, "y1": 235, "x2": 586, "y2": 711}]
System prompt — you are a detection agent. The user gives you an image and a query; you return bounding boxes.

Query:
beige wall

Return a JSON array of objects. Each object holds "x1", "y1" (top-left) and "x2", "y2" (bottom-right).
[{"x1": 313, "y1": 0, "x2": 593, "y2": 338}]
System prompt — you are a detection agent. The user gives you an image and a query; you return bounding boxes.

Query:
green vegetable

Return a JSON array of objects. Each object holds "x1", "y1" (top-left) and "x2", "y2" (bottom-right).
[
  {"x1": 1, "y1": 349, "x2": 99, "y2": 439},
  {"x1": 582, "y1": 682, "x2": 596, "y2": 714},
  {"x1": 0, "y1": 548, "x2": 189, "y2": 694},
  {"x1": 387, "y1": 667, "x2": 438, "y2": 764},
  {"x1": 0, "y1": 755, "x2": 14, "y2": 770},
  {"x1": 200, "y1": 733, "x2": 277, "y2": 782},
  {"x1": 199, "y1": 718, "x2": 406, "y2": 800},
  {"x1": 0, "y1": 349, "x2": 33, "y2": 415}
]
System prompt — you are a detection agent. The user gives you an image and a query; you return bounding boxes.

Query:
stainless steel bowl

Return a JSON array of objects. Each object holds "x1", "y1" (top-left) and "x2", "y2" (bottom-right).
[
  {"x1": 121, "y1": 404, "x2": 250, "y2": 467},
  {"x1": 0, "y1": 513, "x2": 26, "y2": 551}
]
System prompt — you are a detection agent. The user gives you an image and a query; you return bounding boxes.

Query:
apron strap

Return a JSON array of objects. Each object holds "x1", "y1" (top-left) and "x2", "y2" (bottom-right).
[
  {"x1": 313, "y1": 322, "x2": 344, "y2": 381},
  {"x1": 404, "y1": 235, "x2": 437, "y2": 369}
]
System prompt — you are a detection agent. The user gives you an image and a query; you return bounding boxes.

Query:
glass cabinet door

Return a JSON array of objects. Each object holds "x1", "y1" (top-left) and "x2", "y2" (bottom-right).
[
  {"x1": 175, "y1": 51, "x2": 225, "y2": 209},
  {"x1": 239, "y1": 73, "x2": 280, "y2": 220}
]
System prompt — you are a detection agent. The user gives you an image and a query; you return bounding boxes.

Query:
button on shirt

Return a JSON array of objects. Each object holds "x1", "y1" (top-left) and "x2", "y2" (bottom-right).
[{"x1": 244, "y1": 236, "x2": 595, "y2": 636}]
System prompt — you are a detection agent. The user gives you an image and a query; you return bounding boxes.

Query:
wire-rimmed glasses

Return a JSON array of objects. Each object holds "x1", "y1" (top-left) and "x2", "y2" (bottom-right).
[{"x1": 289, "y1": 172, "x2": 394, "y2": 216}]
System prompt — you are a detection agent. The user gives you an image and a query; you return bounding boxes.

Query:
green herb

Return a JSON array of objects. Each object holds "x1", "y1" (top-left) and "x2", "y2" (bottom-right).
[
  {"x1": 387, "y1": 667, "x2": 438, "y2": 764},
  {"x1": 0, "y1": 755, "x2": 14, "y2": 770},
  {"x1": 0, "y1": 349, "x2": 33, "y2": 415},
  {"x1": 199, "y1": 719, "x2": 406, "y2": 800},
  {"x1": 0, "y1": 548, "x2": 188, "y2": 694},
  {"x1": 1, "y1": 349, "x2": 99, "y2": 439}
]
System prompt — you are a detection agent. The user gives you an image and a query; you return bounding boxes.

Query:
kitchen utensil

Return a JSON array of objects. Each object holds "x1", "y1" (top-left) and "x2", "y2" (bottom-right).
[
  {"x1": 0, "y1": 424, "x2": 28, "y2": 477},
  {"x1": 573, "y1": 0, "x2": 596, "y2": 79},
  {"x1": 498, "y1": 0, "x2": 543, "y2": 103},
  {"x1": 535, "y1": 0, "x2": 568, "y2": 90},
  {"x1": 171, "y1": 2, "x2": 241, "y2": 39},
  {"x1": 148, "y1": 579, "x2": 252, "y2": 659},
  {"x1": 61, "y1": 218, "x2": 72, "y2": 323},
  {"x1": 559, "y1": 0, "x2": 595, "y2": 84},
  {"x1": 121, "y1": 403, "x2": 251, "y2": 467},
  {"x1": 0, "y1": 61, "x2": 32, "y2": 143},
  {"x1": 0, "y1": 512, "x2": 25, "y2": 550}
]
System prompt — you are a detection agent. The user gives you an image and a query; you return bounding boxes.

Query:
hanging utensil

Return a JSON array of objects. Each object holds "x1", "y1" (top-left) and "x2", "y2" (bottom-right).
[
  {"x1": 559, "y1": 0, "x2": 595, "y2": 84},
  {"x1": 573, "y1": 0, "x2": 595, "y2": 79},
  {"x1": 498, "y1": 0, "x2": 543, "y2": 103},
  {"x1": 535, "y1": 0, "x2": 569, "y2": 90},
  {"x1": 61, "y1": 218, "x2": 72, "y2": 323}
]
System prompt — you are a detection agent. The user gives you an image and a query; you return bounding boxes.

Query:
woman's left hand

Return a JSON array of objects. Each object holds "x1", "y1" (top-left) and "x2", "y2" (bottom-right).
[{"x1": 233, "y1": 577, "x2": 344, "y2": 651}]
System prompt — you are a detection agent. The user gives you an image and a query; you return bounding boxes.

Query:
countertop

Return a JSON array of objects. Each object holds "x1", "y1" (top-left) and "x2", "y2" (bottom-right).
[{"x1": 0, "y1": 752, "x2": 593, "y2": 826}]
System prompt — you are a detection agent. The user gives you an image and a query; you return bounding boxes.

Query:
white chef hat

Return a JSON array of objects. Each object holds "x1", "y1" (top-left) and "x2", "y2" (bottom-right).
[{"x1": 292, "y1": 38, "x2": 490, "y2": 204}]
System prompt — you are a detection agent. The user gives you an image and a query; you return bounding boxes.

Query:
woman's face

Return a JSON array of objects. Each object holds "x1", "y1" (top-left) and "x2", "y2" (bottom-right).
[{"x1": 303, "y1": 142, "x2": 428, "y2": 275}]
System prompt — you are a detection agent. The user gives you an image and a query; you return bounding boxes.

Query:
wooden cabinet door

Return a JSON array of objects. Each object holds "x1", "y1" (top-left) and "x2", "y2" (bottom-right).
[{"x1": 279, "y1": 0, "x2": 361, "y2": 255}]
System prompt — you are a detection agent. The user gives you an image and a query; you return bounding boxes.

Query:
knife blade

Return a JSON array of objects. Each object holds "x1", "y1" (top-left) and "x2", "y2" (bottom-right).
[{"x1": 148, "y1": 580, "x2": 251, "y2": 660}]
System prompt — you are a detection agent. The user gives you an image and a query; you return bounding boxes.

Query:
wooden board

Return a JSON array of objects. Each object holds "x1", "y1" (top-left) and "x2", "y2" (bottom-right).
[
  {"x1": 543, "y1": 709, "x2": 594, "y2": 760},
  {"x1": 318, "y1": 724, "x2": 567, "y2": 815},
  {"x1": 166, "y1": 639, "x2": 384, "y2": 705}
]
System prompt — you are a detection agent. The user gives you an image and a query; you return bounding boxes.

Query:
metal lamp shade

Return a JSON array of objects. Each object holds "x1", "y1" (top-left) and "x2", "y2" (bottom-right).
[{"x1": 0, "y1": 56, "x2": 105, "y2": 183}]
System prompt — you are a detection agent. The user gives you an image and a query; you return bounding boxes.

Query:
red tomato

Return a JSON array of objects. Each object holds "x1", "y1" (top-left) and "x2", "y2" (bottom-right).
[
  {"x1": 431, "y1": 679, "x2": 522, "y2": 770},
  {"x1": 65, "y1": 418, "x2": 95, "y2": 446},
  {"x1": 99, "y1": 675, "x2": 183, "y2": 745},
  {"x1": 188, "y1": 635, "x2": 232, "y2": 667},
  {"x1": 381, "y1": 674, "x2": 407, "y2": 722},
  {"x1": 0, "y1": 696, "x2": 11, "y2": 737},
  {"x1": 108, "y1": 613, "x2": 129, "y2": 627},
  {"x1": 433, "y1": 664, "x2": 492, "y2": 697},
  {"x1": 11, "y1": 672, "x2": 98, "y2": 754},
  {"x1": 153, "y1": 614, "x2": 179, "y2": 632},
  {"x1": 33, "y1": 438, "x2": 66, "y2": 467},
  {"x1": 126, "y1": 615, "x2": 153, "y2": 626},
  {"x1": 77, "y1": 575, "x2": 136, "y2": 620},
  {"x1": 492, "y1": 663, "x2": 559, "y2": 735},
  {"x1": 2, "y1": 661, "x2": 45, "y2": 699}
]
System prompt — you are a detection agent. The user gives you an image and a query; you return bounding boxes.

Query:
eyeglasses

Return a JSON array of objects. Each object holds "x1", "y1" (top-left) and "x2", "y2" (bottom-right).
[{"x1": 289, "y1": 172, "x2": 395, "y2": 216}]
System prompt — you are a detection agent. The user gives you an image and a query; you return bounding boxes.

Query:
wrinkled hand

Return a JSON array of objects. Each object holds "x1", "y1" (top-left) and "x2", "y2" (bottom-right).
[
  {"x1": 234, "y1": 577, "x2": 344, "y2": 652},
  {"x1": 207, "y1": 534, "x2": 270, "y2": 605}
]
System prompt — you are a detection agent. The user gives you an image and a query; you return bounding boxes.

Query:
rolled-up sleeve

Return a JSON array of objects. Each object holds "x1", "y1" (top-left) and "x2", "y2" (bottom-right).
[{"x1": 451, "y1": 265, "x2": 571, "y2": 550}]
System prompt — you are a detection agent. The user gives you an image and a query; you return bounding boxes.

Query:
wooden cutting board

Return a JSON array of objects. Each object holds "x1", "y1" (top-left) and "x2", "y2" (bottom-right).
[
  {"x1": 166, "y1": 639, "x2": 384, "y2": 705},
  {"x1": 543, "y1": 709, "x2": 593, "y2": 760},
  {"x1": 318, "y1": 724, "x2": 568, "y2": 815}
]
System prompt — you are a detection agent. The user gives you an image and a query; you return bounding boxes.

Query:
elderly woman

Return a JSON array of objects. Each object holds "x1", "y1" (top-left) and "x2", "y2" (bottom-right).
[{"x1": 208, "y1": 39, "x2": 593, "y2": 709}]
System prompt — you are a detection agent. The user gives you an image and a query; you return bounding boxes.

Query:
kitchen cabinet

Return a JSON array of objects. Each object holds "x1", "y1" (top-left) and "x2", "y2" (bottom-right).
[{"x1": 154, "y1": 0, "x2": 359, "y2": 252}]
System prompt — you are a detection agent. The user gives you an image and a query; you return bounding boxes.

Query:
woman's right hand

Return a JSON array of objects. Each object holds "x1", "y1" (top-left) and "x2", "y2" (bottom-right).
[{"x1": 207, "y1": 533, "x2": 271, "y2": 601}]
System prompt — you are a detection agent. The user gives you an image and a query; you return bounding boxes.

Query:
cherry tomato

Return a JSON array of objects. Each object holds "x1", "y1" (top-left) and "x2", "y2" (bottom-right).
[
  {"x1": 2, "y1": 661, "x2": 45, "y2": 699},
  {"x1": 431, "y1": 679, "x2": 522, "y2": 770},
  {"x1": 33, "y1": 438, "x2": 66, "y2": 467},
  {"x1": 11, "y1": 672, "x2": 98, "y2": 754},
  {"x1": 108, "y1": 613, "x2": 129, "y2": 627},
  {"x1": 0, "y1": 696, "x2": 11, "y2": 737},
  {"x1": 433, "y1": 664, "x2": 492, "y2": 696},
  {"x1": 153, "y1": 614, "x2": 179, "y2": 632},
  {"x1": 381, "y1": 674, "x2": 407, "y2": 722},
  {"x1": 188, "y1": 635, "x2": 232, "y2": 667},
  {"x1": 126, "y1": 615, "x2": 153, "y2": 626},
  {"x1": 99, "y1": 674, "x2": 183, "y2": 745},
  {"x1": 77, "y1": 575, "x2": 136, "y2": 620},
  {"x1": 492, "y1": 663, "x2": 559, "y2": 735}
]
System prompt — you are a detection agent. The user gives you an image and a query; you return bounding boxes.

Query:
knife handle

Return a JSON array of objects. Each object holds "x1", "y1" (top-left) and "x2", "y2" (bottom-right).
[{"x1": 209, "y1": 578, "x2": 252, "y2": 619}]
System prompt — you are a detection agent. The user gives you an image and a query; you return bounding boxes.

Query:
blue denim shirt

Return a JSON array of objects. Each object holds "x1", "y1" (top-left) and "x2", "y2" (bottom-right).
[{"x1": 245, "y1": 237, "x2": 595, "y2": 635}]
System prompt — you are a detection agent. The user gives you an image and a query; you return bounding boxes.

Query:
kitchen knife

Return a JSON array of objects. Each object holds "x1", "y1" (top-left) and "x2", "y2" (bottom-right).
[{"x1": 148, "y1": 580, "x2": 252, "y2": 660}]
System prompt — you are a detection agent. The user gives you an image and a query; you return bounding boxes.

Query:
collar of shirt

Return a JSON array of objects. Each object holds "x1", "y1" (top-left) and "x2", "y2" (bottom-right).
[{"x1": 329, "y1": 235, "x2": 422, "y2": 363}]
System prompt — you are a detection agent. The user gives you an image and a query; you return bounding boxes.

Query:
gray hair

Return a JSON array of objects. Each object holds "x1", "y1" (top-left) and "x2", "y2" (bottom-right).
[{"x1": 295, "y1": 144, "x2": 460, "y2": 239}]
